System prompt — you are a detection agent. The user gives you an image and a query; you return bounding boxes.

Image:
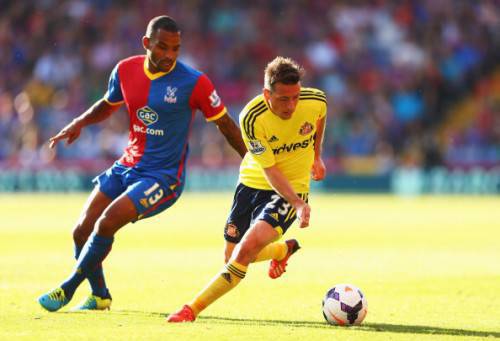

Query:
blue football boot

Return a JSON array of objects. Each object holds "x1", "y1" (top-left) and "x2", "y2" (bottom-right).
[
  {"x1": 71, "y1": 291, "x2": 112, "y2": 311},
  {"x1": 38, "y1": 288, "x2": 69, "y2": 312}
]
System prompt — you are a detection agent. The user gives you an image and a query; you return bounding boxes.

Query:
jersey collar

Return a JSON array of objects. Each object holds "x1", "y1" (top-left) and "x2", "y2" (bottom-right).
[{"x1": 143, "y1": 57, "x2": 176, "y2": 80}]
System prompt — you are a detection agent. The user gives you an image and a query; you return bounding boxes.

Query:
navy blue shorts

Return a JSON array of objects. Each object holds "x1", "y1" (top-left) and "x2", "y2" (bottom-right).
[
  {"x1": 93, "y1": 162, "x2": 183, "y2": 221},
  {"x1": 224, "y1": 183, "x2": 308, "y2": 243}
]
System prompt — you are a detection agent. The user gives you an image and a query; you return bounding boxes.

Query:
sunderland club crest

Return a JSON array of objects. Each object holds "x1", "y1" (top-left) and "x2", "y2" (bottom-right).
[{"x1": 299, "y1": 122, "x2": 314, "y2": 135}]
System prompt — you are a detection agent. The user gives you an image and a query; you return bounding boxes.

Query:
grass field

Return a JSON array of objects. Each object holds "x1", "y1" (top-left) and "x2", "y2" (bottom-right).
[{"x1": 0, "y1": 193, "x2": 499, "y2": 340}]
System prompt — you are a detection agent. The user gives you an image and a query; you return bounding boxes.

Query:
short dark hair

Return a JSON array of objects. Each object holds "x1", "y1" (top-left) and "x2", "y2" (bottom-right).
[
  {"x1": 264, "y1": 56, "x2": 304, "y2": 91},
  {"x1": 146, "y1": 15, "x2": 180, "y2": 37}
]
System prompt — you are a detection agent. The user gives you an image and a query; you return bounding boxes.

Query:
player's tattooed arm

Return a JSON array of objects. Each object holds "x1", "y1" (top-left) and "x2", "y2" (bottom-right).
[
  {"x1": 49, "y1": 99, "x2": 119, "y2": 148},
  {"x1": 213, "y1": 113, "x2": 247, "y2": 158}
]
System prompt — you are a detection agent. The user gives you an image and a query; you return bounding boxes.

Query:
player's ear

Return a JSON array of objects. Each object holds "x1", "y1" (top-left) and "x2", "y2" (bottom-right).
[
  {"x1": 263, "y1": 88, "x2": 271, "y2": 101},
  {"x1": 142, "y1": 36, "x2": 151, "y2": 50}
]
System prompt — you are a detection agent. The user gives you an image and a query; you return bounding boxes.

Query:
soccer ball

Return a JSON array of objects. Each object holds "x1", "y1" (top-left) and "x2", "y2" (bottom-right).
[{"x1": 322, "y1": 284, "x2": 368, "y2": 326}]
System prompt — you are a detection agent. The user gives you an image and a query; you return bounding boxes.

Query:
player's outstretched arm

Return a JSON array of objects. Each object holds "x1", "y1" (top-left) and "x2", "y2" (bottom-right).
[
  {"x1": 49, "y1": 99, "x2": 120, "y2": 149},
  {"x1": 263, "y1": 165, "x2": 310, "y2": 228},
  {"x1": 213, "y1": 113, "x2": 247, "y2": 158}
]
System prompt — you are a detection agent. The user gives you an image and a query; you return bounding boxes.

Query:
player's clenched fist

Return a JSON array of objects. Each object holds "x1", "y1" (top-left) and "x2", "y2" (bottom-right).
[
  {"x1": 311, "y1": 158, "x2": 326, "y2": 181},
  {"x1": 296, "y1": 202, "x2": 311, "y2": 228}
]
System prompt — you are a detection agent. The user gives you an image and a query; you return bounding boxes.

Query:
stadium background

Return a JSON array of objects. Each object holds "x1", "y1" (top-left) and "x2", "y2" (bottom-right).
[
  {"x1": 1, "y1": 2, "x2": 499, "y2": 340},
  {"x1": 0, "y1": 0, "x2": 499, "y2": 194}
]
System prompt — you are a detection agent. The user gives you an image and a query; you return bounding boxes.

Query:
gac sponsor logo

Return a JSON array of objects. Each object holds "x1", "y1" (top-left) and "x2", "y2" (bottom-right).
[
  {"x1": 137, "y1": 106, "x2": 158, "y2": 125},
  {"x1": 133, "y1": 124, "x2": 164, "y2": 136},
  {"x1": 272, "y1": 135, "x2": 314, "y2": 155}
]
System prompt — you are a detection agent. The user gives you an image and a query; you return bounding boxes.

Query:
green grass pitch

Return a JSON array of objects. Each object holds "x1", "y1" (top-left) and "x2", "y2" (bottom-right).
[{"x1": 0, "y1": 193, "x2": 499, "y2": 340}]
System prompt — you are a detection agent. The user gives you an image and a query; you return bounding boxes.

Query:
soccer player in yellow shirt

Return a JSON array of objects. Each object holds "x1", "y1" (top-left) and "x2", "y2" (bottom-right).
[{"x1": 167, "y1": 56, "x2": 327, "y2": 322}]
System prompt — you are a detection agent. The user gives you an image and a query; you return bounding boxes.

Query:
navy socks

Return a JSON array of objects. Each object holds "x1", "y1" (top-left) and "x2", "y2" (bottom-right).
[
  {"x1": 61, "y1": 233, "x2": 113, "y2": 299},
  {"x1": 74, "y1": 242, "x2": 109, "y2": 298}
]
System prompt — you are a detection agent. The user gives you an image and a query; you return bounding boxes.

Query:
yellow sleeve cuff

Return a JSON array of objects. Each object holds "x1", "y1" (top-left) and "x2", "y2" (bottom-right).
[
  {"x1": 206, "y1": 108, "x2": 227, "y2": 122},
  {"x1": 103, "y1": 98, "x2": 124, "y2": 106}
]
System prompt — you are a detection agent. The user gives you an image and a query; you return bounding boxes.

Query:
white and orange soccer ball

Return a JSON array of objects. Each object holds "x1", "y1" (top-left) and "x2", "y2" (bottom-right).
[{"x1": 322, "y1": 284, "x2": 368, "y2": 326}]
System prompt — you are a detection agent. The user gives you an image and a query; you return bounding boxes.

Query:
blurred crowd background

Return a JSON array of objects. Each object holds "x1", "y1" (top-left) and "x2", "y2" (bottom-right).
[{"x1": 0, "y1": 0, "x2": 499, "y2": 176}]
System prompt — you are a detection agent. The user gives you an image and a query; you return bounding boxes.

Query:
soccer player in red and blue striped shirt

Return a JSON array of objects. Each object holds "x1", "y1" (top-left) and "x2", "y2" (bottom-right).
[{"x1": 38, "y1": 15, "x2": 246, "y2": 312}]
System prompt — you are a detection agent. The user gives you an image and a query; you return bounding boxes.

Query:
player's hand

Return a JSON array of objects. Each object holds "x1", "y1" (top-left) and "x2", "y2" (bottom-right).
[
  {"x1": 295, "y1": 202, "x2": 311, "y2": 228},
  {"x1": 48, "y1": 120, "x2": 83, "y2": 149},
  {"x1": 311, "y1": 157, "x2": 326, "y2": 181}
]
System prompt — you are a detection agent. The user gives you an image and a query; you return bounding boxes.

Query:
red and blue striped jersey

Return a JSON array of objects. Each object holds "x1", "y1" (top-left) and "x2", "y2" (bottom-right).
[{"x1": 104, "y1": 55, "x2": 226, "y2": 183}]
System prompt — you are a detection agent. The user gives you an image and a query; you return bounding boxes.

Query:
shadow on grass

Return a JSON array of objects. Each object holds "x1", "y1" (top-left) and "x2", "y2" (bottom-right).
[{"x1": 115, "y1": 310, "x2": 499, "y2": 338}]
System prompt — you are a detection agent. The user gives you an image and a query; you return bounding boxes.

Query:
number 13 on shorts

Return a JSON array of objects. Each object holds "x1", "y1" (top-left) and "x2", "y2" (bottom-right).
[{"x1": 144, "y1": 182, "x2": 164, "y2": 205}]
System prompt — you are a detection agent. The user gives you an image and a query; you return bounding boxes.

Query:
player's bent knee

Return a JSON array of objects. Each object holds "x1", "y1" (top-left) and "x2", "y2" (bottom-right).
[
  {"x1": 94, "y1": 216, "x2": 120, "y2": 237},
  {"x1": 234, "y1": 240, "x2": 261, "y2": 264},
  {"x1": 72, "y1": 225, "x2": 93, "y2": 245}
]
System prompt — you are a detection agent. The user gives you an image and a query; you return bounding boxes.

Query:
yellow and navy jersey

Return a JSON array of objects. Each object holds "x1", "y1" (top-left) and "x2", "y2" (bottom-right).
[{"x1": 238, "y1": 87, "x2": 327, "y2": 192}]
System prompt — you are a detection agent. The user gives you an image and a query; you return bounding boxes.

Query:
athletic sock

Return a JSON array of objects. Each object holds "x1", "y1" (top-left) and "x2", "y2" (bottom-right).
[
  {"x1": 189, "y1": 261, "x2": 248, "y2": 316},
  {"x1": 253, "y1": 242, "x2": 288, "y2": 262},
  {"x1": 75, "y1": 244, "x2": 109, "y2": 298},
  {"x1": 61, "y1": 233, "x2": 113, "y2": 299}
]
